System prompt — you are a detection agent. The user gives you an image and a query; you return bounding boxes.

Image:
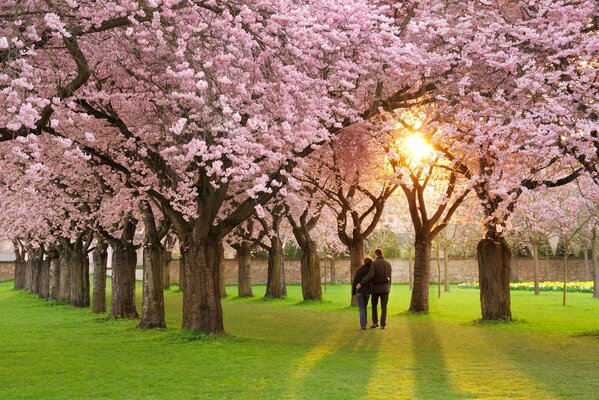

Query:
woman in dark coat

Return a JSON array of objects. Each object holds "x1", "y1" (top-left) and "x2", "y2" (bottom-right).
[{"x1": 352, "y1": 257, "x2": 373, "y2": 330}]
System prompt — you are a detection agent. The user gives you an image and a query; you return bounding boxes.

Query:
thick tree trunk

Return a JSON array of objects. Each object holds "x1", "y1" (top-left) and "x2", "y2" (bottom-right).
[
  {"x1": 300, "y1": 240, "x2": 322, "y2": 301},
  {"x1": 477, "y1": 237, "x2": 512, "y2": 320},
  {"x1": 531, "y1": 241, "x2": 540, "y2": 295},
  {"x1": 39, "y1": 258, "x2": 50, "y2": 299},
  {"x1": 181, "y1": 236, "x2": 224, "y2": 333},
  {"x1": 48, "y1": 256, "x2": 60, "y2": 300},
  {"x1": 25, "y1": 249, "x2": 42, "y2": 294},
  {"x1": 349, "y1": 239, "x2": 364, "y2": 306},
  {"x1": 13, "y1": 248, "x2": 26, "y2": 290},
  {"x1": 443, "y1": 245, "x2": 450, "y2": 292},
  {"x1": 265, "y1": 236, "x2": 286, "y2": 298},
  {"x1": 409, "y1": 238, "x2": 432, "y2": 312},
  {"x1": 92, "y1": 239, "x2": 108, "y2": 313},
  {"x1": 58, "y1": 251, "x2": 71, "y2": 301},
  {"x1": 161, "y1": 247, "x2": 172, "y2": 290},
  {"x1": 236, "y1": 241, "x2": 253, "y2": 297},
  {"x1": 218, "y1": 241, "x2": 227, "y2": 298},
  {"x1": 111, "y1": 241, "x2": 139, "y2": 318},
  {"x1": 593, "y1": 228, "x2": 599, "y2": 299},
  {"x1": 140, "y1": 244, "x2": 166, "y2": 328},
  {"x1": 70, "y1": 246, "x2": 90, "y2": 308}
]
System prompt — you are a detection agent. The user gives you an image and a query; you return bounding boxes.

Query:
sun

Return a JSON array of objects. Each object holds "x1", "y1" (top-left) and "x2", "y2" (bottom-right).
[{"x1": 402, "y1": 134, "x2": 434, "y2": 163}]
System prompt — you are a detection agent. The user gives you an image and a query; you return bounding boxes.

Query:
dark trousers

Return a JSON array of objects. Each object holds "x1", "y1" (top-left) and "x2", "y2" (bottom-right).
[
  {"x1": 371, "y1": 292, "x2": 389, "y2": 326},
  {"x1": 356, "y1": 293, "x2": 370, "y2": 329}
]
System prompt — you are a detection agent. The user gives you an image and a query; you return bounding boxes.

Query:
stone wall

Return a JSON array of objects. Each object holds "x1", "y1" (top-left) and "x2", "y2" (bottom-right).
[
  {"x1": 168, "y1": 257, "x2": 596, "y2": 285},
  {"x1": 0, "y1": 262, "x2": 15, "y2": 281}
]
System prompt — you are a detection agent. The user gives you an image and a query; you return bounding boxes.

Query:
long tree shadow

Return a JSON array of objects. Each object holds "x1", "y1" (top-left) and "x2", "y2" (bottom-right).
[
  {"x1": 293, "y1": 331, "x2": 383, "y2": 400},
  {"x1": 477, "y1": 327, "x2": 599, "y2": 399},
  {"x1": 408, "y1": 321, "x2": 470, "y2": 400}
]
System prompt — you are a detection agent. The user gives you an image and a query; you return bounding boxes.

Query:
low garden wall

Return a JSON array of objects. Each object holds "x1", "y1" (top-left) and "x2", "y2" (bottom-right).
[
  {"x1": 0, "y1": 261, "x2": 15, "y2": 281},
  {"x1": 168, "y1": 257, "x2": 596, "y2": 285}
]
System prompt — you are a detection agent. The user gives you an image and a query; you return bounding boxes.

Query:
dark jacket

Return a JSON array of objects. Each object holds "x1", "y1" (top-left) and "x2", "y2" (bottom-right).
[
  {"x1": 352, "y1": 264, "x2": 372, "y2": 295},
  {"x1": 360, "y1": 256, "x2": 392, "y2": 293}
]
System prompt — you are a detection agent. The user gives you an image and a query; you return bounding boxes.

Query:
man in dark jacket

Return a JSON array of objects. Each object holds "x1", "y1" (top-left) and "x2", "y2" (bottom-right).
[
  {"x1": 352, "y1": 258, "x2": 373, "y2": 330},
  {"x1": 357, "y1": 248, "x2": 391, "y2": 329}
]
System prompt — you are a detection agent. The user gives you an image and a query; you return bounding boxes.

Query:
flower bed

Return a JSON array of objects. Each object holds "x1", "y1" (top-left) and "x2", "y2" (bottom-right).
[{"x1": 458, "y1": 281, "x2": 595, "y2": 293}]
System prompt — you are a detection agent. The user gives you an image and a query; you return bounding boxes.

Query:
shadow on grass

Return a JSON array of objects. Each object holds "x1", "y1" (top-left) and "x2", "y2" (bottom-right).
[
  {"x1": 574, "y1": 330, "x2": 599, "y2": 339},
  {"x1": 409, "y1": 322, "x2": 469, "y2": 400}
]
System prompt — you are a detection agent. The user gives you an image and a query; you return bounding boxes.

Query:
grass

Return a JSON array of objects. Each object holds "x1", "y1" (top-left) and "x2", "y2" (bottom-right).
[{"x1": 1, "y1": 280, "x2": 599, "y2": 399}]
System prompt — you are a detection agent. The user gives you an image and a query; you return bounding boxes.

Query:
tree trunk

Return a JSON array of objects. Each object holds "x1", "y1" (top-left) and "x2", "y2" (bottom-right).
[
  {"x1": 300, "y1": 240, "x2": 322, "y2": 301},
  {"x1": 111, "y1": 241, "x2": 139, "y2": 318},
  {"x1": 48, "y1": 256, "x2": 60, "y2": 300},
  {"x1": 265, "y1": 236, "x2": 286, "y2": 298},
  {"x1": 39, "y1": 258, "x2": 50, "y2": 299},
  {"x1": 26, "y1": 249, "x2": 42, "y2": 294},
  {"x1": 477, "y1": 237, "x2": 512, "y2": 320},
  {"x1": 218, "y1": 241, "x2": 227, "y2": 298},
  {"x1": 13, "y1": 248, "x2": 26, "y2": 290},
  {"x1": 531, "y1": 241, "x2": 540, "y2": 295},
  {"x1": 593, "y1": 227, "x2": 599, "y2": 299},
  {"x1": 69, "y1": 245, "x2": 90, "y2": 308},
  {"x1": 236, "y1": 241, "x2": 253, "y2": 297},
  {"x1": 443, "y1": 245, "x2": 450, "y2": 292},
  {"x1": 181, "y1": 235, "x2": 224, "y2": 333},
  {"x1": 140, "y1": 244, "x2": 166, "y2": 328},
  {"x1": 161, "y1": 247, "x2": 172, "y2": 290},
  {"x1": 58, "y1": 251, "x2": 71, "y2": 301},
  {"x1": 92, "y1": 239, "x2": 108, "y2": 313},
  {"x1": 408, "y1": 248, "x2": 413, "y2": 291},
  {"x1": 409, "y1": 238, "x2": 432, "y2": 312},
  {"x1": 349, "y1": 239, "x2": 364, "y2": 306}
]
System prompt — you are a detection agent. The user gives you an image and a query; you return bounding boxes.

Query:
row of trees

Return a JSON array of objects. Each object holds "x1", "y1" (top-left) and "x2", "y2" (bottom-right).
[{"x1": 0, "y1": 1, "x2": 597, "y2": 333}]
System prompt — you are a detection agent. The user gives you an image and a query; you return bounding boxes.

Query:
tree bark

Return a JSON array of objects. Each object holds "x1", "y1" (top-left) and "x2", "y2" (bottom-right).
[
  {"x1": 236, "y1": 241, "x2": 253, "y2": 297},
  {"x1": 110, "y1": 240, "x2": 138, "y2": 318},
  {"x1": 265, "y1": 236, "x2": 286, "y2": 298},
  {"x1": 139, "y1": 204, "x2": 166, "y2": 329},
  {"x1": 48, "y1": 255, "x2": 60, "y2": 300},
  {"x1": 477, "y1": 237, "x2": 512, "y2": 320},
  {"x1": 443, "y1": 245, "x2": 450, "y2": 292},
  {"x1": 58, "y1": 251, "x2": 71, "y2": 301},
  {"x1": 69, "y1": 244, "x2": 90, "y2": 308},
  {"x1": 92, "y1": 239, "x2": 108, "y2": 313},
  {"x1": 161, "y1": 247, "x2": 172, "y2": 290},
  {"x1": 531, "y1": 241, "x2": 540, "y2": 295},
  {"x1": 25, "y1": 249, "x2": 42, "y2": 294},
  {"x1": 300, "y1": 240, "x2": 322, "y2": 301},
  {"x1": 13, "y1": 246, "x2": 26, "y2": 290},
  {"x1": 140, "y1": 244, "x2": 166, "y2": 328},
  {"x1": 181, "y1": 235, "x2": 224, "y2": 333},
  {"x1": 349, "y1": 238, "x2": 364, "y2": 306},
  {"x1": 39, "y1": 258, "x2": 50, "y2": 299},
  {"x1": 409, "y1": 238, "x2": 432, "y2": 312}
]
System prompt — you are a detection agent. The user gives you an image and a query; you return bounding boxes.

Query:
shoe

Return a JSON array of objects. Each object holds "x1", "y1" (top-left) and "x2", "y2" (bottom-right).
[
  {"x1": 370, "y1": 324, "x2": 379, "y2": 329},
  {"x1": 361, "y1": 328, "x2": 366, "y2": 331},
  {"x1": 381, "y1": 325, "x2": 386, "y2": 330}
]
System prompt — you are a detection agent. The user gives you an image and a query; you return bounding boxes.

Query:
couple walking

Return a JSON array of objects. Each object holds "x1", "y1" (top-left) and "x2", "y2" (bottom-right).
[{"x1": 352, "y1": 248, "x2": 392, "y2": 330}]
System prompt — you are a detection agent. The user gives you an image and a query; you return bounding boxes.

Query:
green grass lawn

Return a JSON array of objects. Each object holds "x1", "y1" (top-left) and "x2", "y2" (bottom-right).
[{"x1": 1, "y1": 280, "x2": 598, "y2": 400}]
